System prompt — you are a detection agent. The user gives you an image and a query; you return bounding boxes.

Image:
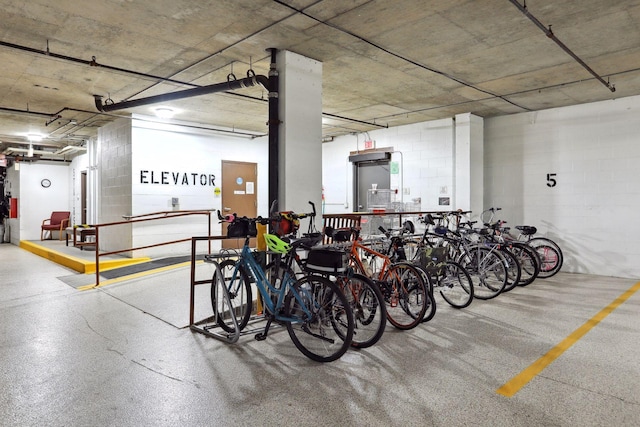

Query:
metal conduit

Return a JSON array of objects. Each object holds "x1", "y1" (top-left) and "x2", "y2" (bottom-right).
[
  {"x1": 94, "y1": 74, "x2": 269, "y2": 112},
  {"x1": 509, "y1": 0, "x2": 615, "y2": 93}
]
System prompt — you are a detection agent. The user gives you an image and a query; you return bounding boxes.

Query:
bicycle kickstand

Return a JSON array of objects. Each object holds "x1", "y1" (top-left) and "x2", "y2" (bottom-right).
[{"x1": 255, "y1": 316, "x2": 273, "y2": 341}]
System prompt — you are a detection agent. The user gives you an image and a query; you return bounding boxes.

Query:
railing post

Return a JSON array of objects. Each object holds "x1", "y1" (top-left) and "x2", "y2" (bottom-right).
[{"x1": 95, "y1": 225, "x2": 100, "y2": 287}]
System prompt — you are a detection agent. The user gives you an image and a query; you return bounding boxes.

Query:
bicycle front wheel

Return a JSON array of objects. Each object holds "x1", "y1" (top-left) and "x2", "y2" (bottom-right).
[
  {"x1": 461, "y1": 246, "x2": 507, "y2": 300},
  {"x1": 210, "y1": 259, "x2": 252, "y2": 333},
  {"x1": 438, "y1": 261, "x2": 474, "y2": 308},
  {"x1": 382, "y1": 262, "x2": 429, "y2": 330},
  {"x1": 500, "y1": 249, "x2": 521, "y2": 293},
  {"x1": 285, "y1": 275, "x2": 354, "y2": 362},
  {"x1": 335, "y1": 273, "x2": 387, "y2": 349}
]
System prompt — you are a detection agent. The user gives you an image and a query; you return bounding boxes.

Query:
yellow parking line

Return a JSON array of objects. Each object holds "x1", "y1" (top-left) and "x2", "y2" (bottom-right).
[{"x1": 496, "y1": 280, "x2": 640, "y2": 397}]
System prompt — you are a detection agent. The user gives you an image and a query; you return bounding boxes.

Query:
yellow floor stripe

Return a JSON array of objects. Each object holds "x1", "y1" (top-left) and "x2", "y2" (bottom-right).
[
  {"x1": 77, "y1": 260, "x2": 202, "y2": 291},
  {"x1": 496, "y1": 280, "x2": 640, "y2": 397}
]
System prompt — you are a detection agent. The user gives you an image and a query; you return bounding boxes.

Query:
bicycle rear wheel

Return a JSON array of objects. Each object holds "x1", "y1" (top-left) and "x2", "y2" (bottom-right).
[
  {"x1": 285, "y1": 275, "x2": 354, "y2": 362},
  {"x1": 438, "y1": 261, "x2": 474, "y2": 308},
  {"x1": 529, "y1": 238, "x2": 563, "y2": 278},
  {"x1": 382, "y1": 262, "x2": 429, "y2": 330},
  {"x1": 210, "y1": 259, "x2": 252, "y2": 333},
  {"x1": 511, "y1": 243, "x2": 540, "y2": 286},
  {"x1": 335, "y1": 273, "x2": 387, "y2": 348}
]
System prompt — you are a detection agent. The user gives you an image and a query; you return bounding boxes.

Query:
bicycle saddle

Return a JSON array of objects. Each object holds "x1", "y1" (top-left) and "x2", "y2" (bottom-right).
[{"x1": 515, "y1": 225, "x2": 537, "y2": 235}]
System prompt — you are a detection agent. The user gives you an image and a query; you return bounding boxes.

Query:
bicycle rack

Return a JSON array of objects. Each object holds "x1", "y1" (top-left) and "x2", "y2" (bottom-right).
[
  {"x1": 189, "y1": 236, "x2": 276, "y2": 344},
  {"x1": 189, "y1": 237, "x2": 242, "y2": 343}
]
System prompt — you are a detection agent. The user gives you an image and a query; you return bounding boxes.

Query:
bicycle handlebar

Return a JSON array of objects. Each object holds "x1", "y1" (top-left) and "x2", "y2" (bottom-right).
[{"x1": 218, "y1": 201, "x2": 317, "y2": 224}]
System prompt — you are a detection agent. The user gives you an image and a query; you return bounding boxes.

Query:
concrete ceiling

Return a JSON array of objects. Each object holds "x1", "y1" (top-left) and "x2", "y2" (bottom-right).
[{"x1": 1, "y1": 0, "x2": 639, "y2": 160}]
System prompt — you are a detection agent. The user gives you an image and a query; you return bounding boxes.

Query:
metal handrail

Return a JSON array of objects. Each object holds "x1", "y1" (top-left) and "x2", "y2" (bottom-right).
[{"x1": 93, "y1": 210, "x2": 213, "y2": 287}]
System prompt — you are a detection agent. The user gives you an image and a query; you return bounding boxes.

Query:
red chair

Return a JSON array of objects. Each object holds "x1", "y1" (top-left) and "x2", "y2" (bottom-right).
[{"x1": 41, "y1": 211, "x2": 70, "y2": 240}]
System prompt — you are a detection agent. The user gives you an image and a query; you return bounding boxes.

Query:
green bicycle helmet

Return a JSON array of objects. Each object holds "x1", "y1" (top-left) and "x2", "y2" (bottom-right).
[{"x1": 263, "y1": 233, "x2": 291, "y2": 254}]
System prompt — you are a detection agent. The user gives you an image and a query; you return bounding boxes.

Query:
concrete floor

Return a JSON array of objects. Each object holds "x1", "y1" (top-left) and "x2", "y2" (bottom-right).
[{"x1": 1, "y1": 241, "x2": 639, "y2": 426}]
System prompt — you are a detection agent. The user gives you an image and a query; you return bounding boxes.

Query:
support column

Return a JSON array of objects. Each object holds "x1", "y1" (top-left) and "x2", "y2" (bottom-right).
[
  {"x1": 454, "y1": 113, "x2": 484, "y2": 216},
  {"x1": 277, "y1": 50, "x2": 323, "y2": 220}
]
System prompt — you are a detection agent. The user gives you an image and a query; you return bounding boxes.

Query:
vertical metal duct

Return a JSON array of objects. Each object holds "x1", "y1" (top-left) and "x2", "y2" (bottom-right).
[{"x1": 266, "y1": 48, "x2": 280, "y2": 212}]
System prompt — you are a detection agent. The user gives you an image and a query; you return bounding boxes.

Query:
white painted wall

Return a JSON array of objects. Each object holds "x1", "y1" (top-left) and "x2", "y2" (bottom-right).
[
  {"x1": 322, "y1": 117, "x2": 474, "y2": 215},
  {"x1": 484, "y1": 95, "x2": 640, "y2": 278},
  {"x1": 3, "y1": 161, "x2": 70, "y2": 242},
  {"x1": 127, "y1": 116, "x2": 269, "y2": 257}
]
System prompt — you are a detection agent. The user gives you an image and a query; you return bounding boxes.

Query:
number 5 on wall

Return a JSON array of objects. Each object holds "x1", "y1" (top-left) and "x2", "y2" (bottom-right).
[{"x1": 546, "y1": 173, "x2": 557, "y2": 187}]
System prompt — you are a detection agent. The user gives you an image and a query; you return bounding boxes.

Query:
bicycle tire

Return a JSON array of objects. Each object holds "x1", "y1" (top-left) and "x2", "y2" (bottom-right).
[
  {"x1": 410, "y1": 264, "x2": 437, "y2": 323},
  {"x1": 437, "y1": 261, "x2": 474, "y2": 308},
  {"x1": 529, "y1": 238, "x2": 563, "y2": 278},
  {"x1": 500, "y1": 248, "x2": 521, "y2": 293},
  {"x1": 460, "y1": 246, "x2": 508, "y2": 300},
  {"x1": 418, "y1": 284, "x2": 436, "y2": 323},
  {"x1": 285, "y1": 274, "x2": 354, "y2": 362},
  {"x1": 381, "y1": 262, "x2": 429, "y2": 330},
  {"x1": 210, "y1": 259, "x2": 252, "y2": 333},
  {"x1": 335, "y1": 273, "x2": 387, "y2": 348},
  {"x1": 511, "y1": 243, "x2": 540, "y2": 286}
]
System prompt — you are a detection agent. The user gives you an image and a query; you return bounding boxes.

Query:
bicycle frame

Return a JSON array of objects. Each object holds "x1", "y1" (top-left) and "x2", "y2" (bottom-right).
[{"x1": 231, "y1": 237, "x2": 312, "y2": 324}]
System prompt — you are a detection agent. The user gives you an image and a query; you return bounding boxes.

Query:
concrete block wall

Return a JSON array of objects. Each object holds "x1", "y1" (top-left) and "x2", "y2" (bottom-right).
[
  {"x1": 322, "y1": 118, "x2": 461, "y2": 214},
  {"x1": 484, "y1": 95, "x2": 640, "y2": 278},
  {"x1": 97, "y1": 117, "x2": 133, "y2": 252}
]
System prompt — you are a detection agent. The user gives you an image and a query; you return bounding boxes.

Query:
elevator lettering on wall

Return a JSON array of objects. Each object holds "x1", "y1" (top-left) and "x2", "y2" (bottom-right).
[{"x1": 140, "y1": 170, "x2": 216, "y2": 186}]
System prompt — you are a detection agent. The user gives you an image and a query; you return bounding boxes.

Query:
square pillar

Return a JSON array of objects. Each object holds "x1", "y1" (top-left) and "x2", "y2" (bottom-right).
[{"x1": 277, "y1": 50, "x2": 323, "y2": 218}]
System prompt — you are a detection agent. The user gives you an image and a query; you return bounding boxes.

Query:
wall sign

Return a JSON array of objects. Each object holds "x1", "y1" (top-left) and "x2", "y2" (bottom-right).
[
  {"x1": 546, "y1": 173, "x2": 557, "y2": 188},
  {"x1": 140, "y1": 170, "x2": 216, "y2": 186}
]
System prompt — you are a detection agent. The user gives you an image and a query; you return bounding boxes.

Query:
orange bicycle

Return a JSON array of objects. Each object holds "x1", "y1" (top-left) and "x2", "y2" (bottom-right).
[{"x1": 325, "y1": 226, "x2": 432, "y2": 330}]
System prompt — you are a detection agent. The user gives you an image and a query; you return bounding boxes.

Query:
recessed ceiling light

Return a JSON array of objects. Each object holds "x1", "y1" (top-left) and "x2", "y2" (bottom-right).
[
  {"x1": 26, "y1": 133, "x2": 44, "y2": 142},
  {"x1": 153, "y1": 107, "x2": 175, "y2": 119}
]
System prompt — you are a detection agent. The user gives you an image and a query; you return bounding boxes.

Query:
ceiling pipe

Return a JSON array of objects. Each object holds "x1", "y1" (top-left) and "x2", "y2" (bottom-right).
[
  {"x1": 94, "y1": 74, "x2": 269, "y2": 112},
  {"x1": 509, "y1": 0, "x2": 615, "y2": 93}
]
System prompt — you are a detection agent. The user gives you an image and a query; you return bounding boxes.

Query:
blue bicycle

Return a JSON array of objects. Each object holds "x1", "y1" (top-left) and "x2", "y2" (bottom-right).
[{"x1": 210, "y1": 216, "x2": 354, "y2": 362}]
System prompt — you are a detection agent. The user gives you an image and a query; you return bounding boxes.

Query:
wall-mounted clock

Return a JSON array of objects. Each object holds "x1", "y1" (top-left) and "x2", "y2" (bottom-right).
[{"x1": 41, "y1": 179, "x2": 51, "y2": 188}]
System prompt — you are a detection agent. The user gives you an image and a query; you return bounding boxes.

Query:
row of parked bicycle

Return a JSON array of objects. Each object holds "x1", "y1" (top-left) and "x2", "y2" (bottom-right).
[{"x1": 206, "y1": 203, "x2": 563, "y2": 363}]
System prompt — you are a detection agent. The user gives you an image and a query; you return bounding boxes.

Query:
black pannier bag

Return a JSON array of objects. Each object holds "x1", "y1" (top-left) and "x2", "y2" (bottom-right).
[
  {"x1": 418, "y1": 246, "x2": 447, "y2": 276},
  {"x1": 227, "y1": 217, "x2": 257, "y2": 238},
  {"x1": 304, "y1": 248, "x2": 349, "y2": 274}
]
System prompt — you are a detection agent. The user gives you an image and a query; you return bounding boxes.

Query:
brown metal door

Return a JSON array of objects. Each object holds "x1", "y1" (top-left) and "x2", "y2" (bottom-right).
[{"x1": 222, "y1": 161, "x2": 258, "y2": 249}]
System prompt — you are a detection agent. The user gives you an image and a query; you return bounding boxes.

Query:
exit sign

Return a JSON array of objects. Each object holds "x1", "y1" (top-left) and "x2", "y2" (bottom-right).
[{"x1": 364, "y1": 140, "x2": 374, "y2": 149}]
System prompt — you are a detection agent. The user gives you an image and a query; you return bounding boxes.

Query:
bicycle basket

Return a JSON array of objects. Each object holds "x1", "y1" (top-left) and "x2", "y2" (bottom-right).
[
  {"x1": 418, "y1": 246, "x2": 447, "y2": 276},
  {"x1": 304, "y1": 248, "x2": 348, "y2": 274},
  {"x1": 227, "y1": 217, "x2": 257, "y2": 238},
  {"x1": 271, "y1": 211, "x2": 300, "y2": 236}
]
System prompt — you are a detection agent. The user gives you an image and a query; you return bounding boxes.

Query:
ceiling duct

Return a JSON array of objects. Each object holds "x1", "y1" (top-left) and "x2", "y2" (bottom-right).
[
  {"x1": 94, "y1": 74, "x2": 269, "y2": 112},
  {"x1": 348, "y1": 151, "x2": 391, "y2": 163}
]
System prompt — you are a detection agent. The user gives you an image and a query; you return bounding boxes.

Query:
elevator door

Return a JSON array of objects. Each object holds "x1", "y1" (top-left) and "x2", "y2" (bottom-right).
[{"x1": 354, "y1": 161, "x2": 390, "y2": 211}]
